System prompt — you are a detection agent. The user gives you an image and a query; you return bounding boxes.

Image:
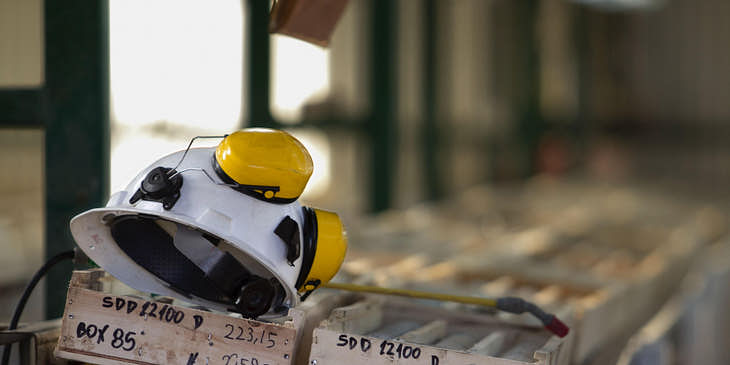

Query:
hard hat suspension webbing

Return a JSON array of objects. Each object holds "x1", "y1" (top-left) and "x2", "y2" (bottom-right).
[
  {"x1": 111, "y1": 216, "x2": 226, "y2": 302},
  {"x1": 109, "y1": 215, "x2": 281, "y2": 318}
]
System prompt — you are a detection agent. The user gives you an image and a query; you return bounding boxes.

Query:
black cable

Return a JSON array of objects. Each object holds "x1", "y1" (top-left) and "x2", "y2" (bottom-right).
[{"x1": 2, "y1": 250, "x2": 74, "y2": 365}]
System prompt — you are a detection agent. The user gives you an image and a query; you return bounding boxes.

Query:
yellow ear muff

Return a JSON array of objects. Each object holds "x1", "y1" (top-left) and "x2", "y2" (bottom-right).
[
  {"x1": 300, "y1": 209, "x2": 347, "y2": 292},
  {"x1": 214, "y1": 128, "x2": 313, "y2": 202}
]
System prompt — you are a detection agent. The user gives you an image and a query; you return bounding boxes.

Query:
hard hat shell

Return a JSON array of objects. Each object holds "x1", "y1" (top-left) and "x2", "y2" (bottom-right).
[
  {"x1": 300, "y1": 209, "x2": 347, "y2": 291},
  {"x1": 214, "y1": 129, "x2": 313, "y2": 202},
  {"x1": 70, "y1": 147, "x2": 306, "y2": 316}
]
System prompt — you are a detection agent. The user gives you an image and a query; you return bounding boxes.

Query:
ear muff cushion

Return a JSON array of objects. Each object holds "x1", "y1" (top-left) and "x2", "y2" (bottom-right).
[{"x1": 295, "y1": 207, "x2": 318, "y2": 290}]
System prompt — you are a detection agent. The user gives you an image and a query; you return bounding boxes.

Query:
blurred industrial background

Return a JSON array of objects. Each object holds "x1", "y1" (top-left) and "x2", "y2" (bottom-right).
[{"x1": 1, "y1": 0, "x2": 729, "y2": 364}]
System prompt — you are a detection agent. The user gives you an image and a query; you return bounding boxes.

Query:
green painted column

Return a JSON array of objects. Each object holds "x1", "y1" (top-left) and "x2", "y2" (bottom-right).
[
  {"x1": 369, "y1": 0, "x2": 397, "y2": 212},
  {"x1": 422, "y1": 0, "x2": 442, "y2": 201},
  {"x1": 44, "y1": 0, "x2": 110, "y2": 318},
  {"x1": 514, "y1": 0, "x2": 542, "y2": 176},
  {"x1": 246, "y1": 0, "x2": 273, "y2": 127}
]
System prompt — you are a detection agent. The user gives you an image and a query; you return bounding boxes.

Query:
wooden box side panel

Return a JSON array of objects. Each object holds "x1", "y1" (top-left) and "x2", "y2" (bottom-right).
[
  {"x1": 309, "y1": 328, "x2": 529, "y2": 365},
  {"x1": 290, "y1": 292, "x2": 358, "y2": 365},
  {"x1": 54, "y1": 287, "x2": 298, "y2": 365},
  {"x1": 309, "y1": 295, "x2": 572, "y2": 365}
]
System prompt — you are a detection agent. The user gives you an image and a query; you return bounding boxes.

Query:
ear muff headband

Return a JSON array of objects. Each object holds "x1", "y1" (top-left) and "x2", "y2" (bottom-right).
[
  {"x1": 212, "y1": 155, "x2": 295, "y2": 204},
  {"x1": 212, "y1": 129, "x2": 313, "y2": 202}
]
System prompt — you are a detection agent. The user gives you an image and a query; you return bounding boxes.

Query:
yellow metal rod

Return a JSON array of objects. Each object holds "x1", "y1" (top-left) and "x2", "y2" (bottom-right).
[{"x1": 322, "y1": 282, "x2": 498, "y2": 308}]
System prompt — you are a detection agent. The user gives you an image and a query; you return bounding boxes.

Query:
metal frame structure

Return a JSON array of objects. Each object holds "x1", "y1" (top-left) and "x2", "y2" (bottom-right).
[
  {"x1": 0, "y1": 0, "x2": 110, "y2": 319},
  {"x1": 244, "y1": 0, "x2": 398, "y2": 212}
]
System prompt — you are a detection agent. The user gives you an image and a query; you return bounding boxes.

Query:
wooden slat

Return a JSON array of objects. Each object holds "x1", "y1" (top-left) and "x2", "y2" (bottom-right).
[
  {"x1": 396, "y1": 320, "x2": 446, "y2": 345},
  {"x1": 325, "y1": 298, "x2": 383, "y2": 334},
  {"x1": 468, "y1": 331, "x2": 507, "y2": 356}
]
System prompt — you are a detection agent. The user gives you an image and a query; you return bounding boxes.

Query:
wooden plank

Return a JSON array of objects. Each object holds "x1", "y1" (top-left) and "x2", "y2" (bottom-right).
[
  {"x1": 533, "y1": 285, "x2": 562, "y2": 307},
  {"x1": 54, "y1": 286, "x2": 298, "y2": 365},
  {"x1": 324, "y1": 299, "x2": 383, "y2": 334},
  {"x1": 433, "y1": 334, "x2": 477, "y2": 351},
  {"x1": 396, "y1": 320, "x2": 447, "y2": 344},
  {"x1": 469, "y1": 332, "x2": 507, "y2": 356},
  {"x1": 367, "y1": 321, "x2": 421, "y2": 339},
  {"x1": 309, "y1": 328, "x2": 522, "y2": 365},
  {"x1": 69, "y1": 268, "x2": 105, "y2": 291},
  {"x1": 289, "y1": 290, "x2": 355, "y2": 365},
  {"x1": 1, "y1": 319, "x2": 62, "y2": 365},
  {"x1": 501, "y1": 341, "x2": 539, "y2": 362},
  {"x1": 534, "y1": 336, "x2": 570, "y2": 365}
]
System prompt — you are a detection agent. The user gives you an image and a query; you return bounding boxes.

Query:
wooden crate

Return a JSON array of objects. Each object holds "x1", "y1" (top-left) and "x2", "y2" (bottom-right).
[
  {"x1": 1, "y1": 319, "x2": 66, "y2": 365},
  {"x1": 617, "y1": 239, "x2": 730, "y2": 365},
  {"x1": 467, "y1": 223, "x2": 704, "y2": 362},
  {"x1": 309, "y1": 297, "x2": 573, "y2": 365},
  {"x1": 338, "y1": 182, "x2": 726, "y2": 364},
  {"x1": 53, "y1": 270, "x2": 352, "y2": 365},
  {"x1": 419, "y1": 262, "x2": 631, "y2": 364},
  {"x1": 411, "y1": 235, "x2": 699, "y2": 363},
  {"x1": 339, "y1": 217, "x2": 705, "y2": 363}
]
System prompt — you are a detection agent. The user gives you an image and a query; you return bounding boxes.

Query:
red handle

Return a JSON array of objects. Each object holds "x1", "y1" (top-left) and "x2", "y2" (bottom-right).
[{"x1": 545, "y1": 316, "x2": 570, "y2": 338}]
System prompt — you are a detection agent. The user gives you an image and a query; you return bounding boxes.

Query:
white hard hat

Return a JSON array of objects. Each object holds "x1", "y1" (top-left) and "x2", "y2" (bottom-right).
[{"x1": 71, "y1": 129, "x2": 346, "y2": 318}]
